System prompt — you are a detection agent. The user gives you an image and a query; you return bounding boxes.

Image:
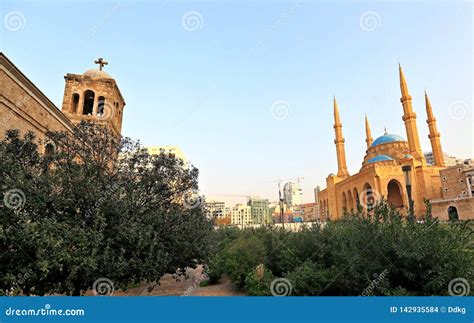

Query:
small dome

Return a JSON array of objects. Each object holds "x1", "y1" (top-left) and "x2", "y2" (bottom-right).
[
  {"x1": 371, "y1": 133, "x2": 405, "y2": 147},
  {"x1": 404, "y1": 154, "x2": 413, "y2": 159},
  {"x1": 83, "y1": 69, "x2": 112, "y2": 79},
  {"x1": 368, "y1": 155, "x2": 394, "y2": 163}
]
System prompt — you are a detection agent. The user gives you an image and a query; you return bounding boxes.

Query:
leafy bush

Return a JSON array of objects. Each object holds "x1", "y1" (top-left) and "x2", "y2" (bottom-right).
[
  {"x1": 208, "y1": 200, "x2": 473, "y2": 296},
  {"x1": 219, "y1": 235, "x2": 267, "y2": 288},
  {"x1": 244, "y1": 264, "x2": 274, "y2": 296}
]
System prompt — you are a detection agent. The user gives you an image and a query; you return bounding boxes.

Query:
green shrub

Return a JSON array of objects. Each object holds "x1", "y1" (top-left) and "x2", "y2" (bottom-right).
[
  {"x1": 220, "y1": 235, "x2": 267, "y2": 288},
  {"x1": 244, "y1": 264, "x2": 274, "y2": 296},
  {"x1": 208, "y1": 201, "x2": 473, "y2": 296}
]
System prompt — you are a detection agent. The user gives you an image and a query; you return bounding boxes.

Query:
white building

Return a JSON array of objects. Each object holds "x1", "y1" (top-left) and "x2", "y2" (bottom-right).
[
  {"x1": 148, "y1": 146, "x2": 188, "y2": 167},
  {"x1": 283, "y1": 181, "x2": 302, "y2": 210},
  {"x1": 424, "y1": 151, "x2": 462, "y2": 167},
  {"x1": 205, "y1": 200, "x2": 228, "y2": 220},
  {"x1": 231, "y1": 204, "x2": 252, "y2": 226}
]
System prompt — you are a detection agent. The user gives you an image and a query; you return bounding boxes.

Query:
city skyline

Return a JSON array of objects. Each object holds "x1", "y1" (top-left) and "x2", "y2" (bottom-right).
[{"x1": 2, "y1": 1, "x2": 472, "y2": 204}]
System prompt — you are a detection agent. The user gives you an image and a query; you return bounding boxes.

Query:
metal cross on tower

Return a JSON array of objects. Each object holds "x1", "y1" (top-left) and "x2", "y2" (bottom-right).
[{"x1": 94, "y1": 58, "x2": 108, "y2": 71}]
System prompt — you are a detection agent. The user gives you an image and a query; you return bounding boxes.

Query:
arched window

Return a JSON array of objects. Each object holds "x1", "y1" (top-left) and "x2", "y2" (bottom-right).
[
  {"x1": 354, "y1": 188, "x2": 360, "y2": 208},
  {"x1": 347, "y1": 190, "x2": 354, "y2": 212},
  {"x1": 97, "y1": 96, "x2": 106, "y2": 116},
  {"x1": 342, "y1": 192, "x2": 347, "y2": 213},
  {"x1": 44, "y1": 143, "x2": 55, "y2": 156},
  {"x1": 83, "y1": 90, "x2": 95, "y2": 115},
  {"x1": 71, "y1": 93, "x2": 79, "y2": 113},
  {"x1": 448, "y1": 206, "x2": 459, "y2": 221},
  {"x1": 363, "y1": 183, "x2": 374, "y2": 211},
  {"x1": 387, "y1": 180, "x2": 404, "y2": 208}
]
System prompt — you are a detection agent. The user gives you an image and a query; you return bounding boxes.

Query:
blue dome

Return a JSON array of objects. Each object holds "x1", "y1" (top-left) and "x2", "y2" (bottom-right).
[
  {"x1": 368, "y1": 155, "x2": 394, "y2": 163},
  {"x1": 404, "y1": 154, "x2": 413, "y2": 159},
  {"x1": 371, "y1": 134, "x2": 405, "y2": 147}
]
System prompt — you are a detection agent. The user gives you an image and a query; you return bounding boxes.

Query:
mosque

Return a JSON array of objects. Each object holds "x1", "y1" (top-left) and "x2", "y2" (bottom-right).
[{"x1": 317, "y1": 65, "x2": 473, "y2": 220}]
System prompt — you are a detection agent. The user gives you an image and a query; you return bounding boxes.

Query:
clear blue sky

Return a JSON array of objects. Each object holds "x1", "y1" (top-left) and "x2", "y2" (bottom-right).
[{"x1": 1, "y1": 0, "x2": 472, "y2": 204}]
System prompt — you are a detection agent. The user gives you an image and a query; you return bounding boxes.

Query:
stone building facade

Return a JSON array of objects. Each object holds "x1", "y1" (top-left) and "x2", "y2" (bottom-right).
[
  {"x1": 317, "y1": 65, "x2": 473, "y2": 220},
  {"x1": 0, "y1": 53, "x2": 125, "y2": 146},
  {"x1": 0, "y1": 53, "x2": 73, "y2": 152},
  {"x1": 431, "y1": 164, "x2": 474, "y2": 220}
]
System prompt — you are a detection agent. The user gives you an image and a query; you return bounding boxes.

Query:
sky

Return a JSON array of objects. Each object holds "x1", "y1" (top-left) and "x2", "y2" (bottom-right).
[{"x1": 1, "y1": 0, "x2": 472, "y2": 205}]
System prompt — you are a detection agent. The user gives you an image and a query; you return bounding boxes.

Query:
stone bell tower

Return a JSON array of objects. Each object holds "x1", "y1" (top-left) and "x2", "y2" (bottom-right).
[{"x1": 61, "y1": 58, "x2": 126, "y2": 136}]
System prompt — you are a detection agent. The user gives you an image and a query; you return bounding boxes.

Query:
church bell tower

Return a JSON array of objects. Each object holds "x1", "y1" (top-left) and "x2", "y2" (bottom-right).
[{"x1": 61, "y1": 58, "x2": 126, "y2": 136}]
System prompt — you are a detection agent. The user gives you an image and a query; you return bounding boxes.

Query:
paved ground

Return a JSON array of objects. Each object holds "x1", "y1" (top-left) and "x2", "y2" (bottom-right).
[{"x1": 111, "y1": 266, "x2": 244, "y2": 296}]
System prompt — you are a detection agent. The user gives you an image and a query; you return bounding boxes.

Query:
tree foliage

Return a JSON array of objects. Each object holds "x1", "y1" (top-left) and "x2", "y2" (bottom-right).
[{"x1": 0, "y1": 122, "x2": 213, "y2": 295}]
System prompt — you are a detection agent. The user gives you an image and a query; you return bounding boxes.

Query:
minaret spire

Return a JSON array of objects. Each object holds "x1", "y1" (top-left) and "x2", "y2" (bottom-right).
[
  {"x1": 398, "y1": 64, "x2": 425, "y2": 163},
  {"x1": 425, "y1": 91, "x2": 444, "y2": 166},
  {"x1": 333, "y1": 96, "x2": 349, "y2": 178},
  {"x1": 365, "y1": 114, "x2": 373, "y2": 148}
]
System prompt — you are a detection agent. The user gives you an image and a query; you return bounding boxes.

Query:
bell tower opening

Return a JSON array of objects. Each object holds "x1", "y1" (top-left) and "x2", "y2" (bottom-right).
[
  {"x1": 98, "y1": 96, "x2": 105, "y2": 116},
  {"x1": 83, "y1": 90, "x2": 95, "y2": 115},
  {"x1": 71, "y1": 93, "x2": 79, "y2": 113}
]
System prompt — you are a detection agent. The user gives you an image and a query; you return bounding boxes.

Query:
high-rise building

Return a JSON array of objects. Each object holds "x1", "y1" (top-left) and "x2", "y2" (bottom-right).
[
  {"x1": 147, "y1": 146, "x2": 188, "y2": 166},
  {"x1": 283, "y1": 182, "x2": 302, "y2": 209},
  {"x1": 424, "y1": 151, "x2": 463, "y2": 167},
  {"x1": 247, "y1": 197, "x2": 271, "y2": 224},
  {"x1": 205, "y1": 200, "x2": 227, "y2": 220},
  {"x1": 231, "y1": 204, "x2": 252, "y2": 226}
]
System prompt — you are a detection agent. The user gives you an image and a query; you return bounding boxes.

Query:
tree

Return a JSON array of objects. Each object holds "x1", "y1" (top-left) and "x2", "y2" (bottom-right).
[{"x1": 0, "y1": 122, "x2": 213, "y2": 295}]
